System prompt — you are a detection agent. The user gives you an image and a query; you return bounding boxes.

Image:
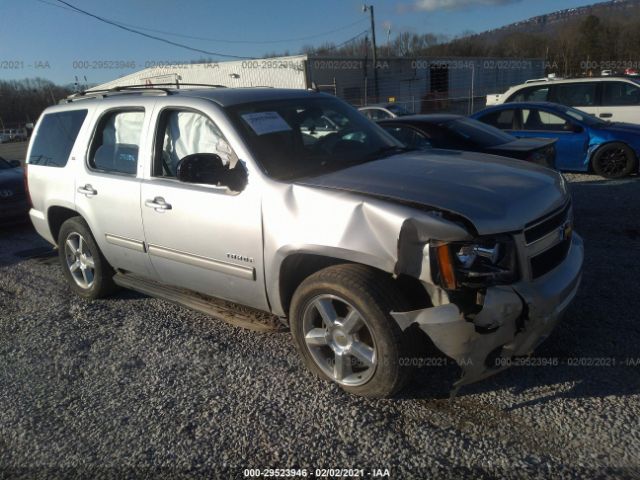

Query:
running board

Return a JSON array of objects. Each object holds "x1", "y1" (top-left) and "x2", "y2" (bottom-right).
[{"x1": 113, "y1": 273, "x2": 284, "y2": 332}]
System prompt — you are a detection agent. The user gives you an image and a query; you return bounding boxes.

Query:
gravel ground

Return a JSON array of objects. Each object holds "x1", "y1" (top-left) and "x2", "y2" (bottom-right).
[{"x1": 1, "y1": 173, "x2": 639, "y2": 479}]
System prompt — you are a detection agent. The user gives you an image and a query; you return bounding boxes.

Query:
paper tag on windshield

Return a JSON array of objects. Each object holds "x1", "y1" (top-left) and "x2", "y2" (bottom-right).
[{"x1": 242, "y1": 112, "x2": 291, "y2": 135}]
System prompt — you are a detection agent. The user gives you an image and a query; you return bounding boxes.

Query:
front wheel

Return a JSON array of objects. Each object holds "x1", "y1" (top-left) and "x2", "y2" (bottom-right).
[
  {"x1": 290, "y1": 264, "x2": 413, "y2": 398},
  {"x1": 58, "y1": 217, "x2": 117, "y2": 299},
  {"x1": 591, "y1": 142, "x2": 637, "y2": 178}
]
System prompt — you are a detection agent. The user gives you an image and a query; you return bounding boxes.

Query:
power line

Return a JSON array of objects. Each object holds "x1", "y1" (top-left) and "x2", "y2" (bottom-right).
[
  {"x1": 37, "y1": 0, "x2": 367, "y2": 45},
  {"x1": 52, "y1": 0, "x2": 253, "y2": 59}
]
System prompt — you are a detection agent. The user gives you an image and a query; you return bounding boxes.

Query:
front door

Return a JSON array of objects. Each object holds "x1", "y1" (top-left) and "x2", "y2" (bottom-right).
[{"x1": 140, "y1": 107, "x2": 268, "y2": 310}]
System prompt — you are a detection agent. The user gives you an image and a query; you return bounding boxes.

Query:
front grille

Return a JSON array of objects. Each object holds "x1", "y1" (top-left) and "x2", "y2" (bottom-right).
[
  {"x1": 530, "y1": 238, "x2": 571, "y2": 279},
  {"x1": 524, "y1": 202, "x2": 571, "y2": 245}
]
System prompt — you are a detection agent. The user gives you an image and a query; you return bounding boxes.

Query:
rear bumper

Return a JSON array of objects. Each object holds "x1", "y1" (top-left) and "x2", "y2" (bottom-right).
[
  {"x1": 392, "y1": 233, "x2": 584, "y2": 390},
  {"x1": 29, "y1": 208, "x2": 56, "y2": 244}
]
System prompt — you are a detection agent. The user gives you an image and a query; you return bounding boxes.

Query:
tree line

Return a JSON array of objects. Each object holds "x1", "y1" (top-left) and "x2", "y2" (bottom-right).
[
  {"x1": 300, "y1": 10, "x2": 640, "y2": 77},
  {"x1": 0, "y1": 78, "x2": 72, "y2": 128}
]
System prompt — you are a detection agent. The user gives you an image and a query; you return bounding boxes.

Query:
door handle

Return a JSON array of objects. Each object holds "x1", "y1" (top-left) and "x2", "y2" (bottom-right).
[
  {"x1": 599, "y1": 113, "x2": 613, "y2": 118},
  {"x1": 145, "y1": 196, "x2": 172, "y2": 212},
  {"x1": 77, "y1": 184, "x2": 97, "y2": 197}
]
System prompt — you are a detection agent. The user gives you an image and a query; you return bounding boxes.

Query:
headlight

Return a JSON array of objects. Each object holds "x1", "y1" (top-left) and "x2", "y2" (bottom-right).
[{"x1": 430, "y1": 237, "x2": 519, "y2": 290}]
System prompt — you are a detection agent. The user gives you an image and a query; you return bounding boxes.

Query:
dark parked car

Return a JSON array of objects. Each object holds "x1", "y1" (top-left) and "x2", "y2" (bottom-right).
[
  {"x1": 471, "y1": 101, "x2": 640, "y2": 178},
  {"x1": 378, "y1": 114, "x2": 557, "y2": 169},
  {"x1": 0, "y1": 156, "x2": 29, "y2": 225}
]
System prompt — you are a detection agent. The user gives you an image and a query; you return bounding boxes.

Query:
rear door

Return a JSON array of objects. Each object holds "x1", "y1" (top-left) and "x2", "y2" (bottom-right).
[
  {"x1": 75, "y1": 106, "x2": 155, "y2": 278},
  {"x1": 550, "y1": 82, "x2": 599, "y2": 118},
  {"x1": 517, "y1": 107, "x2": 589, "y2": 171},
  {"x1": 599, "y1": 80, "x2": 640, "y2": 123}
]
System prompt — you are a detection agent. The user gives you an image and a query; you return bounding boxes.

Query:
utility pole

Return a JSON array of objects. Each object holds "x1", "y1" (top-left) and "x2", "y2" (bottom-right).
[{"x1": 363, "y1": 4, "x2": 379, "y2": 103}]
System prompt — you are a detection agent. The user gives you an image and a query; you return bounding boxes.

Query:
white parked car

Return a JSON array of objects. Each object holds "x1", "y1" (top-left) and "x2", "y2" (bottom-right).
[{"x1": 493, "y1": 77, "x2": 640, "y2": 124}]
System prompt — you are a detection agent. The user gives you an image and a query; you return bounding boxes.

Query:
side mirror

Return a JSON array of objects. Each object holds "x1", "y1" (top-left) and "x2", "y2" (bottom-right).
[
  {"x1": 176, "y1": 153, "x2": 247, "y2": 191},
  {"x1": 9, "y1": 160, "x2": 21, "y2": 168}
]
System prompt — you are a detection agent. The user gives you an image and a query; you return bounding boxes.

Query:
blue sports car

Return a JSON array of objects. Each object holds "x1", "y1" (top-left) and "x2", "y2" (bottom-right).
[{"x1": 471, "y1": 101, "x2": 640, "y2": 178}]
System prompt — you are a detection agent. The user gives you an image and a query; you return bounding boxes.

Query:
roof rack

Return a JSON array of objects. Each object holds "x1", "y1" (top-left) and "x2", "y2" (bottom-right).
[{"x1": 62, "y1": 83, "x2": 228, "y2": 103}]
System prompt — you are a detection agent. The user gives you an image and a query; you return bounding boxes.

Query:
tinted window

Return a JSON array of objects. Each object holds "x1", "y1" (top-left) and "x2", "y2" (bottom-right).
[
  {"x1": 443, "y1": 118, "x2": 514, "y2": 147},
  {"x1": 89, "y1": 110, "x2": 144, "y2": 175},
  {"x1": 552, "y1": 83, "x2": 597, "y2": 106},
  {"x1": 0, "y1": 158, "x2": 10, "y2": 169},
  {"x1": 522, "y1": 109, "x2": 568, "y2": 131},
  {"x1": 507, "y1": 86, "x2": 549, "y2": 102},
  {"x1": 226, "y1": 97, "x2": 402, "y2": 180},
  {"x1": 383, "y1": 125, "x2": 431, "y2": 150},
  {"x1": 28, "y1": 110, "x2": 87, "y2": 167},
  {"x1": 363, "y1": 108, "x2": 393, "y2": 120},
  {"x1": 154, "y1": 110, "x2": 237, "y2": 178},
  {"x1": 479, "y1": 109, "x2": 515, "y2": 130},
  {"x1": 602, "y1": 82, "x2": 640, "y2": 106}
]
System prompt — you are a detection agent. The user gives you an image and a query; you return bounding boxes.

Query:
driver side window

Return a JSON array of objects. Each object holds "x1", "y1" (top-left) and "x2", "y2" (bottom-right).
[{"x1": 153, "y1": 109, "x2": 237, "y2": 178}]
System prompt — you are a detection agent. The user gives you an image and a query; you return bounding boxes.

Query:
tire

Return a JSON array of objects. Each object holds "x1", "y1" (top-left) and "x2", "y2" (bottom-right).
[
  {"x1": 58, "y1": 217, "x2": 117, "y2": 299},
  {"x1": 591, "y1": 142, "x2": 637, "y2": 179},
  {"x1": 290, "y1": 264, "x2": 413, "y2": 398}
]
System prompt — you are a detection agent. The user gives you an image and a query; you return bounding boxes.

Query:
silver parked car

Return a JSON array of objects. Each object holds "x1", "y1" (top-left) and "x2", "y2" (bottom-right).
[{"x1": 26, "y1": 86, "x2": 583, "y2": 398}]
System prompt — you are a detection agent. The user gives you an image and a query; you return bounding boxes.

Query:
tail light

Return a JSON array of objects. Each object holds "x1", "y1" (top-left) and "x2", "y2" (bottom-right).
[{"x1": 23, "y1": 163, "x2": 32, "y2": 208}]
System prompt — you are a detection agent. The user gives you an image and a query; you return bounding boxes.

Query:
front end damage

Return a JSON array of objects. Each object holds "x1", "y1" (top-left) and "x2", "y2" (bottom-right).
[{"x1": 392, "y1": 231, "x2": 583, "y2": 397}]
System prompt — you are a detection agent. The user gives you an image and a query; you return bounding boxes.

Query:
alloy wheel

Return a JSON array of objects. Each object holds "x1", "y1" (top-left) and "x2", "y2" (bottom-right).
[
  {"x1": 64, "y1": 232, "x2": 95, "y2": 289},
  {"x1": 302, "y1": 294, "x2": 377, "y2": 386}
]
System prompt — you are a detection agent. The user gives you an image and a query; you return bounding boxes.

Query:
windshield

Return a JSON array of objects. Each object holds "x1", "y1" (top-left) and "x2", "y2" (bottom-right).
[
  {"x1": 226, "y1": 96, "x2": 404, "y2": 180},
  {"x1": 0, "y1": 158, "x2": 10, "y2": 169},
  {"x1": 560, "y1": 105, "x2": 608, "y2": 126},
  {"x1": 444, "y1": 118, "x2": 515, "y2": 147}
]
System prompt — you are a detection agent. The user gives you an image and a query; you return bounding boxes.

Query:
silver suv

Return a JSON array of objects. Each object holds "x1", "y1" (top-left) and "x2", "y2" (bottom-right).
[{"x1": 26, "y1": 86, "x2": 583, "y2": 398}]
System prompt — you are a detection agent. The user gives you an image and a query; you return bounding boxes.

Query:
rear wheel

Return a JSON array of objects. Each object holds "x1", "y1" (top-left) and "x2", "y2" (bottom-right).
[
  {"x1": 591, "y1": 142, "x2": 637, "y2": 178},
  {"x1": 290, "y1": 264, "x2": 413, "y2": 398},
  {"x1": 58, "y1": 217, "x2": 117, "y2": 299}
]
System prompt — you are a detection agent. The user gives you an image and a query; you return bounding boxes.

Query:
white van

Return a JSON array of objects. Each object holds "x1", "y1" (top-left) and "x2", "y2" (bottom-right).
[{"x1": 496, "y1": 77, "x2": 640, "y2": 124}]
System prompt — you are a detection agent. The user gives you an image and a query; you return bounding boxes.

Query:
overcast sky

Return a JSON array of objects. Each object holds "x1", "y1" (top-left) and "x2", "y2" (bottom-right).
[{"x1": 1, "y1": 0, "x2": 597, "y2": 85}]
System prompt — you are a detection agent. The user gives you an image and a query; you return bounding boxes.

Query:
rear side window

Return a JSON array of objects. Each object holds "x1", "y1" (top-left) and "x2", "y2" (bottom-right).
[
  {"x1": 602, "y1": 82, "x2": 640, "y2": 106},
  {"x1": 552, "y1": 83, "x2": 597, "y2": 107},
  {"x1": 478, "y1": 109, "x2": 515, "y2": 130},
  {"x1": 522, "y1": 109, "x2": 568, "y2": 131},
  {"x1": 382, "y1": 125, "x2": 431, "y2": 150},
  {"x1": 29, "y1": 110, "x2": 87, "y2": 167},
  {"x1": 89, "y1": 110, "x2": 144, "y2": 175}
]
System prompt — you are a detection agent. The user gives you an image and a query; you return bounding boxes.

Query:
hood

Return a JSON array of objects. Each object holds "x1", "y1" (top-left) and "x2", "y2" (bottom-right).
[
  {"x1": 487, "y1": 137, "x2": 556, "y2": 153},
  {"x1": 295, "y1": 150, "x2": 567, "y2": 235}
]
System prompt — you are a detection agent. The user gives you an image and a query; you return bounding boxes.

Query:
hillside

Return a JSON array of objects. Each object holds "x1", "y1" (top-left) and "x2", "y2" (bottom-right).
[{"x1": 469, "y1": 0, "x2": 640, "y2": 44}]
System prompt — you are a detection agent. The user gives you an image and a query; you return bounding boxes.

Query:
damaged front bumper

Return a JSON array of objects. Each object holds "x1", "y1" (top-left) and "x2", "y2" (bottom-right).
[{"x1": 392, "y1": 233, "x2": 584, "y2": 394}]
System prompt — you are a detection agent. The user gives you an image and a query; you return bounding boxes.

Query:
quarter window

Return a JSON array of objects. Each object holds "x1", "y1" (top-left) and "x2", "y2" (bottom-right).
[
  {"x1": 89, "y1": 110, "x2": 144, "y2": 175},
  {"x1": 602, "y1": 82, "x2": 640, "y2": 106},
  {"x1": 28, "y1": 110, "x2": 87, "y2": 167}
]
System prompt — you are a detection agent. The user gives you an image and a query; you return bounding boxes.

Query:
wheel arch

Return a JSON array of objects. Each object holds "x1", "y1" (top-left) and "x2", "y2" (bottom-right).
[
  {"x1": 47, "y1": 205, "x2": 82, "y2": 243},
  {"x1": 588, "y1": 140, "x2": 638, "y2": 171},
  {"x1": 277, "y1": 251, "x2": 431, "y2": 320}
]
